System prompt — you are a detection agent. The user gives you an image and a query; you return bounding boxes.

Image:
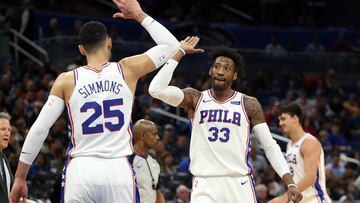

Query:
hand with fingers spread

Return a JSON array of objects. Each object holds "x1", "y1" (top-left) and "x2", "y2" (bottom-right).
[
  {"x1": 180, "y1": 36, "x2": 204, "y2": 55},
  {"x1": 112, "y1": 0, "x2": 147, "y2": 22}
]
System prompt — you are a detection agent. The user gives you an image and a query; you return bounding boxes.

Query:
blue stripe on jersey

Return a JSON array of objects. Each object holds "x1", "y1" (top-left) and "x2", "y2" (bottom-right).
[
  {"x1": 60, "y1": 161, "x2": 69, "y2": 203},
  {"x1": 249, "y1": 175, "x2": 258, "y2": 203},
  {"x1": 65, "y1": 109, "x2": 74, "y2": 157},
  {"x1": 72, "y1": 69, "x2": 76, "y2": 85},
  {"x1": 117, "y1": 63, "x2": 125, "y2": 80},
  {"x1": 314, "y1": 169, "x2": 325, "y2": 202},
  {"x1": 188, "y1": 120, "x2": 192, "y2": 131},
  {"x1": 245, "y1": 129, "x2": 254, "y2": 174}
]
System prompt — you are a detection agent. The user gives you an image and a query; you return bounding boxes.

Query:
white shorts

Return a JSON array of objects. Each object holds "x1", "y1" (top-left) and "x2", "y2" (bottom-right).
[
  {"x1": 191, "y1": 175, "x2": 257, "y2": 203},
  {"x1": 61, "y1": 157, "x2": 139, "y2": 203}
]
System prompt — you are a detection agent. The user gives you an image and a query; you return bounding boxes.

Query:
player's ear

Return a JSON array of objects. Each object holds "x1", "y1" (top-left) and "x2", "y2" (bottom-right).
[
  {"x1": 78, "y1": 45, "x2": 86, "y2": 56},
  {"x1": 233, "y1": 72, "x2": 237, "y2": 81},
  {"x1": 208, "y1": 67, "x2": 212, "y2": 76},
  {"x1": 107, "y1": 37, "x2": 112, "y2": 50}
]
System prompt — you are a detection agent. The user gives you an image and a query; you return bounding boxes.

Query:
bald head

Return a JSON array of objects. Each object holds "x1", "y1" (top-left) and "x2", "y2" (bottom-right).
[{"x1": 133, "y1": 119, "x2": 156, "y2": 142}]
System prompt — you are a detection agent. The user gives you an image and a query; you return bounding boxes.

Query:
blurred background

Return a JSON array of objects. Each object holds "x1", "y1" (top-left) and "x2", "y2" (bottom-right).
[{"x1": 0, "y1": 0, "x2": 359, "y2": 202}]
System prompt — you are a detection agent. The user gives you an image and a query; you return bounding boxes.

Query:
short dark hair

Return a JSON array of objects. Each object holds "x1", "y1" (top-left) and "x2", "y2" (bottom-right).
[
  {"x1": 279, "y1": 103, "x2": 303, "y2": 122},
  {"x1": 209, "y1": 47, "x2": 245, "y2": 71},
  {"x1": 79, "y1": 21, "x2": 109, "y2": 53}
]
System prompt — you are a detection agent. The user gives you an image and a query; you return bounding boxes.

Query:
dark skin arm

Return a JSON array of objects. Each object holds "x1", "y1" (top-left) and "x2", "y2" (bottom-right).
[
  {"x1": 244, "y1": 95, "x2": 302, "y2": 203},
  {"x1": 178, "y1": 87, "x2": 201, "y2": 118}
]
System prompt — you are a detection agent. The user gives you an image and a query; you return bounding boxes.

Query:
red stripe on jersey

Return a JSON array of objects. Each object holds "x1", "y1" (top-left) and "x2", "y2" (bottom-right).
[
  {"x1": 127, "y1": 126, "x2": 134, "y2": 151},
  {"x1": 117, "y1": 63, "x2": 125, "y2": 80},
  {"x1": 248, "y1": 175, "x2": 257, "y2": 203},
  {"x1": 66, "y1": 103, "x2": 76, "y2": 157}
]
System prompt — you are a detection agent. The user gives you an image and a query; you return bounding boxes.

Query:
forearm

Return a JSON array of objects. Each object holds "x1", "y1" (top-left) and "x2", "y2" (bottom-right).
[
  {"x1": 14, "y1": 161, "x2": 31, "y2": 180},
  {"x1": 295, "y1": 176, "x2": 316, "y2": 192},
  {"x1": 253, "y1": 123, "x2": 290, "y2": 178},
  {"x1": 148, "y1": 55, "x2": 184, "y2": 106},
  {"x1": 141, "y1": 16, "x2": 179, "y2": 48}
]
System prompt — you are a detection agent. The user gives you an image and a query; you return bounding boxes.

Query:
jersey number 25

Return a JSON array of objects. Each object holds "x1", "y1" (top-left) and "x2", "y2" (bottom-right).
[{"x1": 80, "y1": 98, "x2": 124, "y2": 134}]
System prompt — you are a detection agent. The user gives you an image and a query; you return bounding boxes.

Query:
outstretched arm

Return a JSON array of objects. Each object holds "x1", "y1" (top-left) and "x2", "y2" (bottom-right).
[
  {"x1": 149, "y1": 37, "x2": 203, "y2": 111},
  {"x1": 10, "y1": 73, "x2": 70, "y2": 203},
  {"x1": 244, "y1": 96, "x2": 302, "y2": 203},
  {"x1": 112, "y1": 0, "x2": 180, "y2": 91}
]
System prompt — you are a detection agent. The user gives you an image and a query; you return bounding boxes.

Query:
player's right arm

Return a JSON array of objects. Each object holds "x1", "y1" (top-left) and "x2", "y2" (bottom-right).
[
  {"x1": 10, "y1": 72, "x2": 73, "y2": 203},
  {"x1": 112, "y1": 0, "x2": 180, "y2": 92},
  {"x1": 148, "y1": 37, "x2": 203, "y2": 114}
]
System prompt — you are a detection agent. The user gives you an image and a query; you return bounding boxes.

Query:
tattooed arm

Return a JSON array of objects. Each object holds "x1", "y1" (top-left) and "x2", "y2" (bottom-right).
[{"x1": 244, "y1": 96, "x2": 302, "y2": 203}]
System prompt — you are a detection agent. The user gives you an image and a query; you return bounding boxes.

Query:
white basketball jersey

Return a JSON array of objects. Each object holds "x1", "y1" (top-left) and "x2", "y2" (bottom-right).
[
  {"x1": 286, "y1": 133, "x2": 331, "y2": 203},
  {"x1": 65, "y1": 62, "x2": 134, "y2": 159},
  {"x1": 189, "y1": 90, "x2": 252, "y2": 177}
]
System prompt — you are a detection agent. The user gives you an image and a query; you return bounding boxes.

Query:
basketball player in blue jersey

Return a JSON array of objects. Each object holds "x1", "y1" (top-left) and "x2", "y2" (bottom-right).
[
  {"x1": 9, "y1": 0, "x2": 185, "y2": 202},
  {"x1": 269, "y1": 103, "x2": 331, "y2": 203},
  {"x1": 149, "y1": 39, "x2": 303, "y2": 203}
]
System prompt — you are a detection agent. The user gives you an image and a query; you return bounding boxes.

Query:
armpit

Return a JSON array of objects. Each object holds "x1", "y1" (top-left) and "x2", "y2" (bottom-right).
[{"x1": 244, "y1": 96, "x2": 266, "y2": 127}]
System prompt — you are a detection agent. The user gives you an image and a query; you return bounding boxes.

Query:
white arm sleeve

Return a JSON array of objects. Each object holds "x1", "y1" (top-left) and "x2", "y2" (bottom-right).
[
  {"x1": 141, "y1": 16, "x2": 180, "y2": 68},
  {"x1": 20, "y1": 95, "x2": 65, "y2": 165},
  {"x1": 149, "y1": 59, "x2": 184, "y2": 106},
  {"x1": 252, "y1": 123, "x2": 290, "y2": 177}
]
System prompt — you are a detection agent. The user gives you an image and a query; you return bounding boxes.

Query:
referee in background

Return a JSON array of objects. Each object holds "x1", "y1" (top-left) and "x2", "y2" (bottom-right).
[{"x1": 129, "y1": 119, "x2": 166, "y2": 203}]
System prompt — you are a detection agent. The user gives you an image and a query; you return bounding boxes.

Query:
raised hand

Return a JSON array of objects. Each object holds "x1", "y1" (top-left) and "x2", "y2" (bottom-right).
[
  {"x1": 112, "y1": 0, "x2": 146, "y2": 22},
  {"x1": 180, "y1": 36, "x2": 204, "y2": 55}
]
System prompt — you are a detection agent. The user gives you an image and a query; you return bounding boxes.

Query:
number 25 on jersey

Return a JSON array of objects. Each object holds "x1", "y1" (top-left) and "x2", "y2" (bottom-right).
[{"x1": 81, "y1": 98, "x2": 124, "y2": 135}]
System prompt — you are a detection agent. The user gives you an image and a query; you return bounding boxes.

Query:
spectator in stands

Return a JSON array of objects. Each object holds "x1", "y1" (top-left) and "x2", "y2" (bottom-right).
[
  {"x1": 256, "y1": 184, "x2": 268, "y2": 203},
  {"x1": 45, "y1": 18, "x2": 59, "y2": 38},
  {"x1": 265, "y1": 36, "x2": 286, "y2": 56},
  {"x1": 129, "y1": 119, "x2": 166, "y2": 203},
  {"x1": 0, "y1": 112, "x2": 14, "y2": 203},
  {"x1": 175, "y1": 184, "x2": 190, "y2": 203},
  {"x1": 160, "y1": 151, "x2": 176, "y2": 175},
  {"x1": 305, "y1": 36, "x2": 325, "y2": 53},
  {"x1": 343, "y1": 94, "x2": 360, "y2": 118},
  {"x1": 327, "y1": 120, "x2": 351, "y2": 154},
  {"x1": 326, "y1": 152, "x2": 345, "y2": 178},
  {"x1": 331, "y1": 33, "x2": 353, "y2": 53}
]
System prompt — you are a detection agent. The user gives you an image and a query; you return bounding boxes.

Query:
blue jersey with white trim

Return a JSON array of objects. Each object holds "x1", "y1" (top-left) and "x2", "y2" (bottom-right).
[
  {"x1": 66, "y1": 62, "x2": 134, "y2": 159},
  {"x1": 286, "y1": 133, "x2": 331, "y2": 203},
  {"x1": 189, "y1": 90, "x2": 252, "y2": 177}
]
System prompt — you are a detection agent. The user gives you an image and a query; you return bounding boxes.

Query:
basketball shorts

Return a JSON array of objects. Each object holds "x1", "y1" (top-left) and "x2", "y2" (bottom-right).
[
  {"x1": 191, "y1": 175, "x2": 257, "y2": 203},
  {"x1": 61, "y1": 156, "x2": 139, "y2": 203}
]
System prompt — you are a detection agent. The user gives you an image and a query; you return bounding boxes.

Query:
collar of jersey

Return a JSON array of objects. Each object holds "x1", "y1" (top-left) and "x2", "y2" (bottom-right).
[{"x1": 84, "y1": 62, "x2": 111, "y2": 73}]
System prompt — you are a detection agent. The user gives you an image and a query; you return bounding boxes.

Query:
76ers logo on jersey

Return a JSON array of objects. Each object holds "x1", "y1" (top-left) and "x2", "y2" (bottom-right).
[{"x1": 286, "y1": 153, "x2": 297, "y2": 164}]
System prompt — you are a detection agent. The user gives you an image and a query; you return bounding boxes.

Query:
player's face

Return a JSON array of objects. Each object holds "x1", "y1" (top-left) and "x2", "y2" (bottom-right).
[
  {"x1": 145, "y1": 125, "x2": 160, "y2": 149},
  {"x1": 209, "y1": 56, "x2": 237, "y2": 91},
  {"x1": 0, "y1": 118, "x2": 11, "y2": 150},
  {"x1": 278, "y1": 113, "x2": 296, "y2": 134}
]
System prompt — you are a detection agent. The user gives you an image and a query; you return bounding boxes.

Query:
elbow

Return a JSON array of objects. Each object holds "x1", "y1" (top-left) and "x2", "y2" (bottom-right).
[{"x1": 148, "y1": 82, "x2": 161, "y2": 99}]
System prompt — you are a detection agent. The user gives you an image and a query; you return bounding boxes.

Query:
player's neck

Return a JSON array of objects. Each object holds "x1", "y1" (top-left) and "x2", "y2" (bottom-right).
[
  {"x1": 210, "y1": 88, "x2": 234, "y2": 102},
  {"x1": 289, "y1": 127, "x2": 305, "y2": 143},
  {"x1": 86, "y1": 53, "x2": 109, "y2": 71}
]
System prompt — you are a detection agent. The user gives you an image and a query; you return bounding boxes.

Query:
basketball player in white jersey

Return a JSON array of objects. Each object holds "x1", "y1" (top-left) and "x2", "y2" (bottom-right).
[
  {"x1": 148, "y1": 39, "x2": 302, "y2": 203},
  {"x1": 9, "y1": 0, "x2": 184, "y2": 202},
  {"x1": 269, "y1": 103, "x2": 331, "y2": 203}
]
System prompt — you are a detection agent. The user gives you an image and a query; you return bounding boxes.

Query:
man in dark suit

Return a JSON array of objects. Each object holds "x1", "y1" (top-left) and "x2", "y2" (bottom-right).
[{"x1": 0, "y1": 112, "x2": 14, "y2": 203}]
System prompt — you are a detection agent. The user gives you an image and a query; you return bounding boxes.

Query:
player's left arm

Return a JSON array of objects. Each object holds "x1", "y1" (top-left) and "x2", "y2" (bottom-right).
[
  {"x1": 245, "y1": 96, "x2": 302, "y2": 202},
  {"x1": 296, "y1": 137, "x2": 322, "y2": 192}
]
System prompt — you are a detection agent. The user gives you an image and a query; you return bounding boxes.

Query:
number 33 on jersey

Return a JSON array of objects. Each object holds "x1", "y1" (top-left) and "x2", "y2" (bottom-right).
[{"x1": 189, "y1": 90, "x2": 252, "y2": 177}]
